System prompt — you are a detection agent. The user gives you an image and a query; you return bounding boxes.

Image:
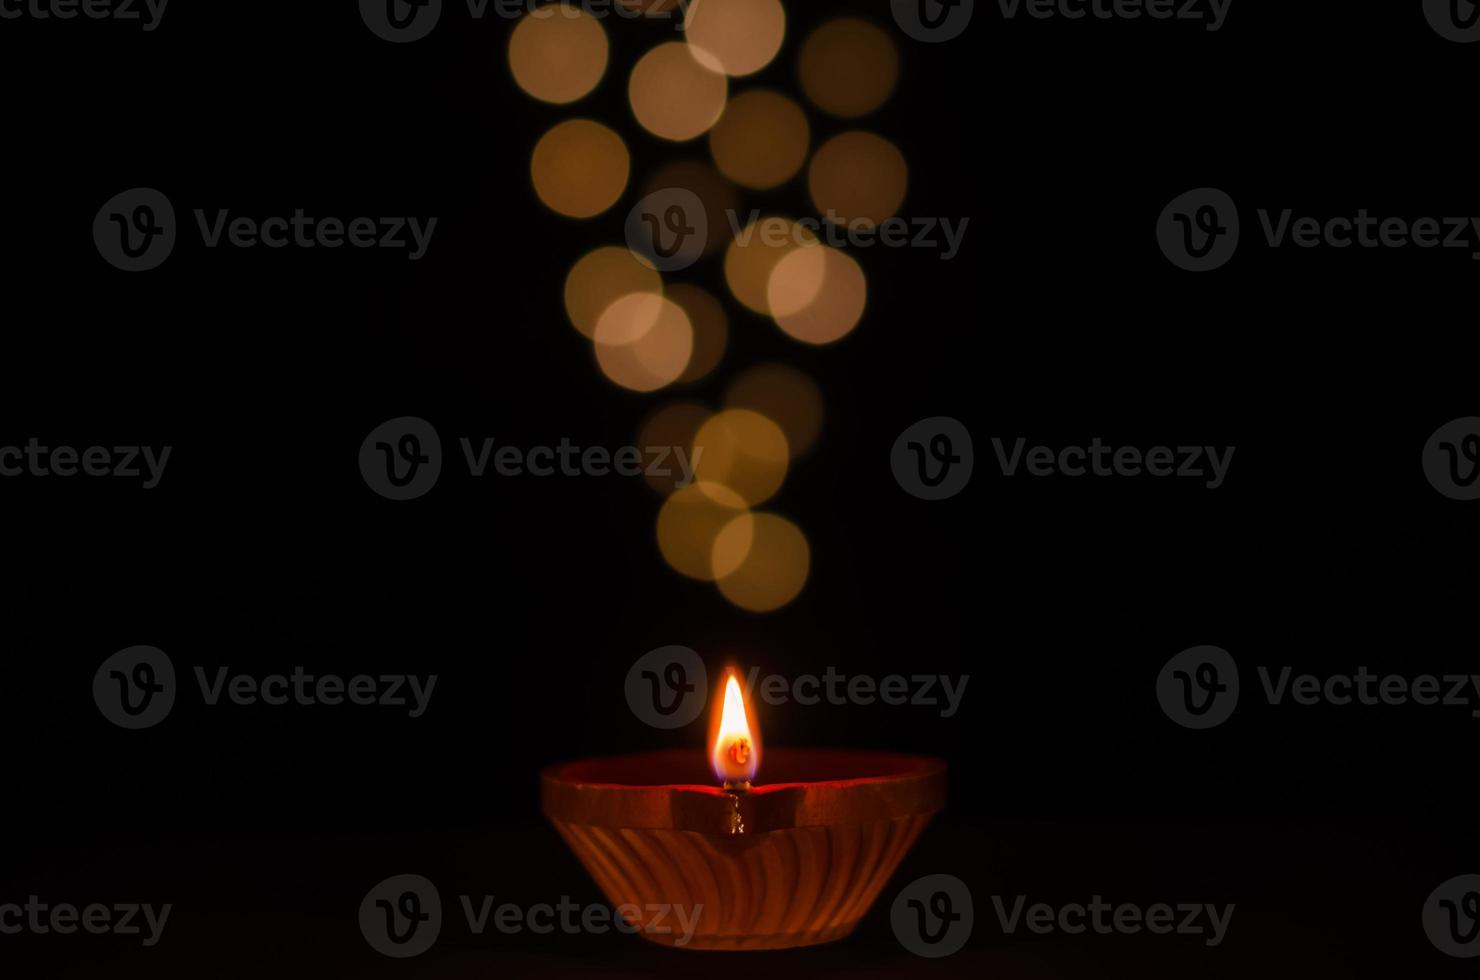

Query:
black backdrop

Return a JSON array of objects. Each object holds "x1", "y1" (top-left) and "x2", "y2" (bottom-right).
[{"x1": 2, "y1": 1, "x2": 1478, "y2": 976}]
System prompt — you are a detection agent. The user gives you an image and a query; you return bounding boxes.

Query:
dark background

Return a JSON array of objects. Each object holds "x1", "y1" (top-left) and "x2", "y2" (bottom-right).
[{"x1": 2, "y1": 1, "x2": 1477, "y2": 975}]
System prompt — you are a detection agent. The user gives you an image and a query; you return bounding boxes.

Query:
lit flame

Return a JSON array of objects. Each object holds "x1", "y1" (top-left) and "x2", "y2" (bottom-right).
[{"x1": 709, "y1": 671, "x2": 760, "y2": 786}]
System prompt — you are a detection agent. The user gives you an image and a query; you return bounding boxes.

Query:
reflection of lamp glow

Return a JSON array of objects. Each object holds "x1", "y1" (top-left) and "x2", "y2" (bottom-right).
[
  {"x1": 724, "y1": 215, "x2": 818, "y2": 314},
  {"x1": 808, "y1": 131, "x2": 908, "y2": 229},
  {"x1": 709, "y1": 90, "x2": 810, "y2": 190},
  {"x1": 532, "y1": 119, "x2": 630, "y2": 219},
  {"x1": 509, "y1": 4, "x2": 609, "y2": 105},
  {"x1": 799, "y1": 18, "x2": 899, "y2": 118},
  {"x1": 629, "y1": 42, "x2": 728, "y2": 142},
  {"x1": 685, "y1": 0, "x2": 786, "y2": 77}
]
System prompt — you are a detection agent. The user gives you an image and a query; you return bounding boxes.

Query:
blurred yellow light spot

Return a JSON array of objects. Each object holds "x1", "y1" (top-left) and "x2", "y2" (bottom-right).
[
  {"x1": 685, "y1": 0, "x2": 786, "y2": 77},
  {"x1": 798, "y1": 18, "x2": 899, "y2": 118},
  {"x1": 765, "y1": 241, "x2": 826, "y2": 318},
  {"x1": 594, "y1": 293, "x2": 694, "y2": 392},
  {"x1": 508, "y1": 4, "x2": 609, "y2": 105},
  {"x1": 693, "y1": 409, "x2": 789, "y2": 506},
  {"x1": 713, "y1": 513, "x2": 810, "y2": 612},
  {"x1": 658, "y1": 481, "x2": 749, "y2": 581},
  {"x1": 725, "y1": 364, "x2": 824, "y2": 458},
  {"x1": 770, "y1": 245, "x2": 867, "y2": 346},
  {"x1": 807, "y1": 131, "x2": 908, "y2": 229},
  {"x1": 629, "y1": 42, "x2": 729, "y2": 142},
  {"x1": 666, "y1": 284, "x2": 728, "y2": 383},
  {"x1": 724, "y1": 215, "x2": 817, "y2": 315},
  {"x1": 532, "y1": 119, "x2": 630, "y2": 219},
  {"x1": 643, "y1": 160, "x2": 739, "y2": 258},
  {"x1": 564, "y1": 246, "x2": 663, "y2": 339},
  {"x1": 639, "y1": 401, "x2": 713, "y2": 495},
  {"x1": 709, "y1": 90, "x2": 810, "y2": 190}
]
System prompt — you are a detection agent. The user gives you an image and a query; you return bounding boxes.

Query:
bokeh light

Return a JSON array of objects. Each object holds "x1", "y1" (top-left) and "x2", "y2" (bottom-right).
[
  {"x1": 808, "y1": 131, "x2": 908, "y2": 228},
  {"x1": 725, "y1": 364, "x2": 824, "y2": 458},
  {"x1": 509, "y1": 4, "x2": 609, "y2": 105},
  {"x1": 769, "y1": 245, "x2": 867, "y2": 345},
  {"x1": 532, "y1": 119, "x2": 630, "y2": 219},
  {"x1": 642, "y1": 160, "x2": 740, "y2": 257},
  {"x1": 564, "y1": 246, "x2": 663, "y2": 339},
  {"x1": 658, "y1": 481, "x2": 749, "y2": 581},
  {"x1": 713, "y1": 512, "x2": 810, "y2": 612},
  {"x1": 629, "y1": 42, "x2": 728, "y2": 142},
  {"x1": 594, "y1": 293, "x2": 694, "y2": 392},
  {"x1": 724, "y1": 215, "x2": 818, "y2": 315},
  {"x1": 798, "y1": 18, "x2": 899, "y2": 118},
  {"x1": 693, "y1": 409, "x2": 790, "y2": 506},
  {"x1": 666, "y1": 284, "x2": 728, "y2": 383},
  {"x1": 685, "y1": 0, "x2": 786, "y2": 77},
  {"x1": 639, "y1": 401, "x2": 712, "y2": 495},
  {"x1": 709, "y1": 90, "x2": 810, "y2": 190}
]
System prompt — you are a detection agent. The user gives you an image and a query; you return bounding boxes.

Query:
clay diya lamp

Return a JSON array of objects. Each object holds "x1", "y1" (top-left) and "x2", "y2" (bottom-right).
[{"x1": 542, "y1": 671, "x2": 946, "y2": 950}]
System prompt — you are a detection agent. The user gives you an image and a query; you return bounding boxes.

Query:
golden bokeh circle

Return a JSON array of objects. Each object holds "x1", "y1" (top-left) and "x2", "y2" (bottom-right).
[
  {"x1": 693, "y1": 408, "x2": 790, "y2": 506},
  {"x1": 807, "y1": 131, "x2": 908, "y2": 228},
  {"x1": 798, "y1": 18, "x2": 899, "y2": 118},
  {"x1": 532, "y1": 119, "x2": 631, "y2": 219},
  {"x1": 509, "y1": 4, "x2": 610, "y2": 105},
  {"x1": 639, "y1": 401, "x2": 713, "y2": 495},
  {"x1": 725, "y1": 364, "x2": 824, "y2": 458},
  {"x1": 594, "y1": 293, "x2": 694, "y2": 392},
  {"x1": 724, "y1": 215, "x2": 818, "y2": 315},
  {"x1": 666, "y1": 284, "x2": 728, "y2": 384},
  {"x1": 769, "y1": 245, "x2": 867, "y2": 346},
  {"x1": 658, "y1": 481, "x2": 749, "y2": 581},
  {"x1": 643, "y1": 160, "x2": 740, "y2": 257},
  {"x1": 629, "y1": 42, "x2": 729, "y2": 142},
  {"x1": 564, "y1": 246, "x2": 663, "y2": 339},
  {"x1": 713, "y1": 512, "x2": 810, "y2": 612},
  {"x1": 685, "y1": 0, "x2": 786, "y2": 77},
  {"x1": 709, "y1": 90, "x2": 810, "y2": 190}
]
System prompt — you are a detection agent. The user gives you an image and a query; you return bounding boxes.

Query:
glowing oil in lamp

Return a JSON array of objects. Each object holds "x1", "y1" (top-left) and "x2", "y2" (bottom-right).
[{"x1": 541, "y1": 663, "x2": 946, "y2": 950}]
